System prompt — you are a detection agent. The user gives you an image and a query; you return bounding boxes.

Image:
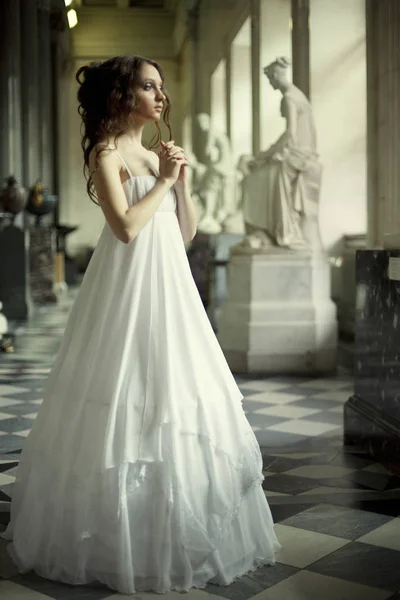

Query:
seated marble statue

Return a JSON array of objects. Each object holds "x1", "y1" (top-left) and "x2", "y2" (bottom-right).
[{"x1": 237, "y1": 57, "x2": 323, "y2": 252}]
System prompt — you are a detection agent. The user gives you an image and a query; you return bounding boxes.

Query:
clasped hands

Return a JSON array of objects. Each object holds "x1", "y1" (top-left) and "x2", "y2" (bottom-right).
[{"x1": 158, "y1": 140, "x2": 189, "y2": 184}]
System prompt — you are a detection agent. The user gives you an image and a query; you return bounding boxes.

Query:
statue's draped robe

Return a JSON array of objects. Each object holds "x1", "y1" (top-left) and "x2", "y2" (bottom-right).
[{"x1": 243, "y1": 86, "x2": 322, "y2": 247}]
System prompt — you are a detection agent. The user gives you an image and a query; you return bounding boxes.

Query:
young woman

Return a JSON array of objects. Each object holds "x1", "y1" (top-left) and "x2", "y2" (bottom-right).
[{"x1": 2, "y1": 55, "x2": 280, "y2": 594}]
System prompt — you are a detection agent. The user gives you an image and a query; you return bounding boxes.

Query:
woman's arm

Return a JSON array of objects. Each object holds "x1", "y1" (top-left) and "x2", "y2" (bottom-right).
[
  {"x1": 152, "y1": 144, "x2": 197, "y2": 242},
  {"x1": 90, "y1": 148, "x2": 174, "y2": 244},
  {"x1": 174, "y1": 180, "x2": 197, "y2": 242}
]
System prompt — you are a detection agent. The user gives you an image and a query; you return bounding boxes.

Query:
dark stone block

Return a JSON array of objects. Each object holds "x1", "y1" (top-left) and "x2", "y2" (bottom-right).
[
  {"x1": 344, "y1": 249, "x2": 400, "y2": 468},
  {"x1": 0, "y1": 222, "x2": 32, "y2": 320}
]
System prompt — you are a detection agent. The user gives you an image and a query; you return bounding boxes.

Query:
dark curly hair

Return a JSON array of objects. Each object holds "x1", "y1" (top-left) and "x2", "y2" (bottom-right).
[{"x1": 76, "y1": 55, "x2": 172, "y2": 204}]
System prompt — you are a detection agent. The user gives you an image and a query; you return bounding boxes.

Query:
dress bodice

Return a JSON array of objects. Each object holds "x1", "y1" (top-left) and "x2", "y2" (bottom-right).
[{"x1": 122, "y1": 175, "x2": 177, "y2": 213}]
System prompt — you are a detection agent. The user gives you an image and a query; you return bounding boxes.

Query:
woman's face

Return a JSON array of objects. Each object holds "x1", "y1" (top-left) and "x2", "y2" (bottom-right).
[
  {"x1": 134, "y1": 63, "x2": 166, "y2": 122},
  {"x1": 266, "y1": 69, "x2": 279, "y2": 90}
]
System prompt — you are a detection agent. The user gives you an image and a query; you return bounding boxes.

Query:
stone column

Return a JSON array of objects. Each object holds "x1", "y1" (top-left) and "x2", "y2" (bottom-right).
[
  {"x1": 187, "y1": 3, "x2": 201, "y2": 158},
  {"x1": 225, "y1": 47, "x2": 232, "y2": 140},
  {"x1": 366, "y1": 0, "x2": 400, "y2": 247},
  {"x1": 291, "y1": 0, "x2": 310, "y2": 98},
  {"x1": 20, "y1": 0, "x2": 40, "y2": 188},
  {"x1": 38, "y1": 0, "x2": 54, "y2": 192},
  {"x1": 0, "y1": 0, "x2": 23, "y2": 182},
  {"x1": 250, "y1": 0, "x2": 261, "y2": 156}
]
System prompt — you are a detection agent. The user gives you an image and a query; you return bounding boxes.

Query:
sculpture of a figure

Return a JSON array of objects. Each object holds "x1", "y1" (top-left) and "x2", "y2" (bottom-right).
[
  {"x1": 235, "y1": 57, "x2": 323, "y2": 253},
  {"x1": 191, "y1": 114, "x2": 242, "y2": 235}
]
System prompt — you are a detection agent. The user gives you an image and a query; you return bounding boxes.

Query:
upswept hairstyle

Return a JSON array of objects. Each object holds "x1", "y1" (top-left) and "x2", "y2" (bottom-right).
[
  {"x1": 263, "y1": 56, "x2": 291, "y2": 78},
  {"x1": 76, "y1": 55, "x2": 172, "y2": 204}
]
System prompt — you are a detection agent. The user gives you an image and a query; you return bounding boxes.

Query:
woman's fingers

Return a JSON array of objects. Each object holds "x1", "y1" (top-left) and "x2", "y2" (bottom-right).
[{"x1": 161, "y1": 141, "x2": 185, "y2": 154}]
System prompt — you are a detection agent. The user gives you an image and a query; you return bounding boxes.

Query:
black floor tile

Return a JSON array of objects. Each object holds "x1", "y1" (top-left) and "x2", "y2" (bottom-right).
[
  {"x1": 305, "y1": 410, "x2": 344, "y2": 426},
  {"x1": 0, "y1": 435, "x2": 24, "y2": 453},
  {"x1": 0, "y1": 416, "x2": 34, "y2": 434},
  {"x1": 281, "y1": 503, "x2": 393, "y2": 540},
  {"x1": 345, "y1": 470, "x2": 392, "y2": 492},
  {"x1": 205, "y1": 562, "x2": 299, "y2": 599},
  {"x1": 0, "y1": 462, "x2": 18, "y2": 473},
  {"x1": 308, "y1": 541, "x2": 400, "y2": 591},
  {"x1": 261, "y1": 474, "x2": 317, "y2": 495},
  {"x1": 330, "y1": 497, "x2": 400, "y2": 517},
  {"x1": 269, "y1": 503, "x2": 311, "y2": 523},
  {"x1": 0, "y1": 404, "x2": 40, "y2": 416},
  {"x1": 11, "y1": 572, "x2": 112, "y2": 600}
]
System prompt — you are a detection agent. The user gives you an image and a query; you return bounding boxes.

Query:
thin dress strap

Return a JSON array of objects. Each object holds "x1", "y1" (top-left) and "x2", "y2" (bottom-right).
[{"x1": 113, "y1": 149, "x2": 134, "y2": 179}]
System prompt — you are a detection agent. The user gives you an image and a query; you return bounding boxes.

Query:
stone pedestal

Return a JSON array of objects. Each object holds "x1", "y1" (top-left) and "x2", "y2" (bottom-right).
[
  {"x1": 0, "y1": 221, "x2": 32, "y2": 321},
  {"x1": 29, "y1": 226, "x2": 57, "y2": 304},
  {"x1": 338, "y1": 233, "x2": 367, "y2": 339},
  {"x1": 187, "y1": 233, "x2": 214, "y2": 309},
  {"x1": 344, "y1": 249, "x2": 400, "y2": 466},
  {"x1": 207, "y1": 232, "x2": 244, "y2": 331},
  {"x1": 218, "y1": 250, "x2": 337, "y2": 374}
]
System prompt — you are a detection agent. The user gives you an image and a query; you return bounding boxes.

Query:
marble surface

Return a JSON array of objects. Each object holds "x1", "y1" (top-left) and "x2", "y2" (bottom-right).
[{"x1": 218, "y1": 250, "x2": 338, "y2": 374}]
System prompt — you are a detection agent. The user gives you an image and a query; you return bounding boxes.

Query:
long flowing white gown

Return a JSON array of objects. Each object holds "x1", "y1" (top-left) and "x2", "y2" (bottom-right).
[{"x1": 2, "y1": 153, "x2": 280, "y2": 595}]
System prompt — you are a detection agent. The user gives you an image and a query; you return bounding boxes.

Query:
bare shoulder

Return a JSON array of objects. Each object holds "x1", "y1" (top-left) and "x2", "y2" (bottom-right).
[{"x1": 89, "y1": 142, "x2": 119, "y2": 174}]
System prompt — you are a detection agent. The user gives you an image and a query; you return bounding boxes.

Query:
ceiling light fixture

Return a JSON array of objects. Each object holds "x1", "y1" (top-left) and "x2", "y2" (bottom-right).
[
  {"x1": 64, "y1": 0, "x2": 73, "y2": 6},
  {"x1": 67, "y1": 8, "x2": 78, "y2": 28}
]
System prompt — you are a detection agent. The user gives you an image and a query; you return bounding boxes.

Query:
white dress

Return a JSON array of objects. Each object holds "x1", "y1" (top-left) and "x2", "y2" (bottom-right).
[{"x1": 2, "y1": 152, "x2": 280, "y2": 595}]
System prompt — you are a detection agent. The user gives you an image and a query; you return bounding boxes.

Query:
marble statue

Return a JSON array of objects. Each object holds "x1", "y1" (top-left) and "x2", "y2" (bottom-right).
[
  {"x1": 0, "y1": 301, "x2": 8, "y2": 340},
  {"x1": 234, "y1": 57, "x2": 323, "y2": 253},
  {"x1": 191, "y1": 114, "x2": 243, "y2": 235}
]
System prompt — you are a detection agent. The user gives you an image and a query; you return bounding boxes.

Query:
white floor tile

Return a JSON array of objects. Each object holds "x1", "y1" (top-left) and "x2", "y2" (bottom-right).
[
  {"x1": 0, "y1": 581, "x2": 53, "y2": 598},
  {"x1": 0, "y1": 473, "x2": 15, "y2": 486},
  {"x1": 298, "y1": 486, "x2": 369, "y2": 495},
  {"x1": 274, "y1": 524, "x2": 350, "y2": 568},
  {"x1": 0, "y1": 412, "x2": 14, "y2": 420},
  {"x1": 252, "y1": 570, "x2": 392, "y2": 600},
  {"x1": 107, "y1": 589, "x2": 220, "y2": 600},
  {"x1": 253, "y1": 405, "x2": 321, "y2": 419},
  {"x1": 358, "y1": 518, "x2": 400, "y2": 551},
  {"x1": 268, "y1": 419, "x2": 340, "y2": 436},
  {"x1": 0, "y1": 399, "x2": 23, "y2": 409},
  {"x1": 14, "y1": 430, "x2": 31, "y2": 438},
  {"x1": 283, "y1": 465, "x2": 356, "y2": 479},
  {"x1": 244, "y1": 392, "x2": 303, "y2": 405},
  {"x1": 0, "y1": 386, "x2": 29, "y2": 397},
  {"x1": 297, "y1": 379, "x2": 352, "y2": 391},
  {"x1": 327, "y1": 406, "x2": 344, "y2": 414},
  {"x1": 270, "y1": 452, "x2": 322, "y2": 460},
  {"x1": 240, "y1": 380, "x2": 291, "y2": 392},
  {"x1": 308, "y1": 390, "x2": 351, "y2": 404}
]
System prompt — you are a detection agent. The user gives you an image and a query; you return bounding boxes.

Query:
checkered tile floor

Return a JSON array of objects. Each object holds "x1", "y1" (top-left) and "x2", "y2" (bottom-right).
[{"x1": 1, "y1": 289, "x2": 400, "y2": 599}]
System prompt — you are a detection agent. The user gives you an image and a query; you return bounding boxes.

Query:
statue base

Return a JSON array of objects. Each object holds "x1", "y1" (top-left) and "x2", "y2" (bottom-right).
[{"x1": 218, "y1": 249, "x2": 338, "y2": 374}]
